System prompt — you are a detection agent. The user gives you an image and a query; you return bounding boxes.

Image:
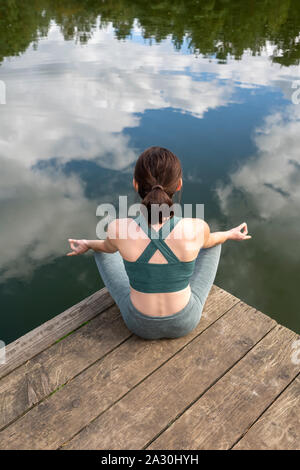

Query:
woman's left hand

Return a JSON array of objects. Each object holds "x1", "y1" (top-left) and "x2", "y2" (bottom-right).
[
  {"x1": 67, "y1": 239, "x2": 90, "y2": 256},
  {"x1": 227, "y1": 223, "x2": 252, "y2": 241}
]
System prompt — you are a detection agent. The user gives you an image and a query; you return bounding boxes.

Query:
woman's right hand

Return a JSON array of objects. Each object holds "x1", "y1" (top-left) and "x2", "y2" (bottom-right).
[
  {"x1": 67, "y1": 239, "x2": 90, "y2": 256},
  {"x1": 227, "y1": 223, "x2": 252, "y2": 241}
]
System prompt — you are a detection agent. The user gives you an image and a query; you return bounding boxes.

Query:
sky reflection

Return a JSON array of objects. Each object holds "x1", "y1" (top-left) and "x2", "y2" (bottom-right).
[{"x1": 1, "y1": 13, "x2": 300, "y2": 341}]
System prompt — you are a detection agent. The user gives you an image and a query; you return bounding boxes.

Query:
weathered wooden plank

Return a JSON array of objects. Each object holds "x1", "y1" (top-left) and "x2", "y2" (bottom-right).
[
  {"x1": 63, "y1": 302, "x2": 275, "y2": 450},
  {"x1": 0, "y1": 286, "x2": 234, "y2": 431},
  {"x1": 0, "y1": 288, "x2": 114, "y2": 380},
  {"x1": 233, "y1": 375, "x2": 300, "y2": 450},
  {"x1": 0, "y1": 286, "x2": 239, "y2": 449},
  {"x1": 0, "y1": 305, "x2": 131, "y2": 431},
  {"x1": 147, "y1": 325, "x2": 300, "y2": 450}
]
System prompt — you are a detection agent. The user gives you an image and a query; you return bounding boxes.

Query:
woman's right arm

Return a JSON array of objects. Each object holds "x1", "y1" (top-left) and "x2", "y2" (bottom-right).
[
  {"x1": 202, "y1": 221, "x2": 251, "y2": 248},
  {"x1": 67, "y1": 220, "x2": 119, "y2": 256}
]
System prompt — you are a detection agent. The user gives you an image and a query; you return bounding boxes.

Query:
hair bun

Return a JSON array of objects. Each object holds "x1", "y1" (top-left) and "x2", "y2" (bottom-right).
[{"x1": 151, "y1": 184, "x2": 164, "y2": 191}]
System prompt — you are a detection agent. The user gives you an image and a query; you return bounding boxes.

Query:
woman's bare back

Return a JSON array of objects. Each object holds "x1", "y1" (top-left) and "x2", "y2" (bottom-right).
[{"x1": 111, "y1": 217, "x2": 204, "y2": 316}]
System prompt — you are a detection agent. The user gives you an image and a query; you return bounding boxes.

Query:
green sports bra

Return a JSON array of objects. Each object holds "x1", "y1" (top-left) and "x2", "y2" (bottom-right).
[{"x1": 122, "y1": 213, "x2": 197, "y2": 293}]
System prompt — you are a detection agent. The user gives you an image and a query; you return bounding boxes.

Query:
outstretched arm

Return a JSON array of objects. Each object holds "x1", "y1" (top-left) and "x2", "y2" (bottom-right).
[
  {"x1": 67, "y1": 220, "x2": 119, "y2": 256},
  {"x1": 67, "y1": 237, "x2": 118, "y2": 256},
  {"x1": 202, "y1": 221, "x2": 251, "y2": 248}
]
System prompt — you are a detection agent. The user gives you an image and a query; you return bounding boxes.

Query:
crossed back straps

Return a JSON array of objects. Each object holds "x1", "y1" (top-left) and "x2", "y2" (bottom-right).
[{"x1": 133, "y1": 213, "x2": 182, "y2": 264}]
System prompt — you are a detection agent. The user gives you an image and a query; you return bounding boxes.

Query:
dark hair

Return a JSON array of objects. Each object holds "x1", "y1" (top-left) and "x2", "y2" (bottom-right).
[{"x1": 134, "y1": 146, "x2": 182, "y2": 224}]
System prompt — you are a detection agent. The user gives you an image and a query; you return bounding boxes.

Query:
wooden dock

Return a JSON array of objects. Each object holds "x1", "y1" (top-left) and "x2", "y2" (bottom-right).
[{"x1": 0, "y1": 285, "x2": 299, "y2": 450}]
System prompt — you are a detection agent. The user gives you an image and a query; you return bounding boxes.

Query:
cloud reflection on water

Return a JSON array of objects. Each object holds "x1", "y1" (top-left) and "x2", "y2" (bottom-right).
[{"x1": 0, "y1": 21, "x2": 300, "y2": 284}]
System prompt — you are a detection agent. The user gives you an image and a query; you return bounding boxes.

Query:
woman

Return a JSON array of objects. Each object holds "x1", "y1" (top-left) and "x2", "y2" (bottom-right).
[{"x1": 67, "y1": 146, "x2": 251, "y2": 340}]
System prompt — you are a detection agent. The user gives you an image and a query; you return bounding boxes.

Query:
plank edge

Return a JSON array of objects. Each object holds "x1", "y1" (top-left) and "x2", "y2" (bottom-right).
[{"x1": 0, "y1": 288, "x2": 114, "y2": 379}]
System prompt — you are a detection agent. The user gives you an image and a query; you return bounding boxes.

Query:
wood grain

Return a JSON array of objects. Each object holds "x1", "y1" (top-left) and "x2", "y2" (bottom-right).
[
  {"x1": 0, "y1": 286, "x2": 239, "y2": 449},
  {"x1": 63, "y1": 302, "x2": 275, "y2": 449},
  {"x1": 0, "y1": 288, "x2": 114, "y2": 380},
  {"x1": 233, "y1": 375, "x2": 300, "y2": 450},
  {"x1": 148, "y1": 325, "x2": 300, "y2": 450},
  {"x1": 0, "y1": 305, "x2": 131, "y2": 431}
]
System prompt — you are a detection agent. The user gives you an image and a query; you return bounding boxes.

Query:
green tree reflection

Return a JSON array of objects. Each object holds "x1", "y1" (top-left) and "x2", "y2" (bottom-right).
[{"x1": 0, "y1": 0, "x2": 300, "y2": 65}]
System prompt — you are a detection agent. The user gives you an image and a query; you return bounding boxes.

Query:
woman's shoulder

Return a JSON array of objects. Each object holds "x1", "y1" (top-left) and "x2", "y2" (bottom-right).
[
  {"x1": 178, "y1": 217, "x2": 205, "y2": 229},
  {"x1": 107, "y1": 217, "x2": 207, "y2": 239},
  {"x1": 172, "y1": 217, "x2": 206, "y2": 240},
  {"x1": 107, "y1": 217, "x2": 132, "y2": 229},
  {"x1": 107, "y1": 217, "x2": 141, "y2": 240}
]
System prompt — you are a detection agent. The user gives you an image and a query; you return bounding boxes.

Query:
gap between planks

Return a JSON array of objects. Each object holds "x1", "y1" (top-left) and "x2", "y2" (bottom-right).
[{"x1": 0, "y1": 287, "x2": 240, "y2": 449}]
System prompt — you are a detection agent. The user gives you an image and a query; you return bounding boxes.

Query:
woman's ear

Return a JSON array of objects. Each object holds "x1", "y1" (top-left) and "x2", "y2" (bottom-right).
[
  {"x1": 133, "y1": 178, "x2": 138, "y2": 192},
  {"x1": 176, "y1": 178, "x2": 183, "y2": 192}
]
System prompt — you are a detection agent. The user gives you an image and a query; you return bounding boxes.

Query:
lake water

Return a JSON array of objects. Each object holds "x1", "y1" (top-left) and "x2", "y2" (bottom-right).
[{"x1": 1, "y1": 0, "x2": 300, "y2": 343}]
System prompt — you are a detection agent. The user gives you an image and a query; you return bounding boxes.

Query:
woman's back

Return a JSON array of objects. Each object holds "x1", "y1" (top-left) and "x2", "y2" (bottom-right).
[{"x1": 110, "y1": 215, "x2": 204, "y2": 316}]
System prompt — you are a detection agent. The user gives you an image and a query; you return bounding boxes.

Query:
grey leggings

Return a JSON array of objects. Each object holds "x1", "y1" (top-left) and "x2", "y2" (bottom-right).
[{"x1": 94, "y1": 244, "x2": 221, "y2": 340}]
